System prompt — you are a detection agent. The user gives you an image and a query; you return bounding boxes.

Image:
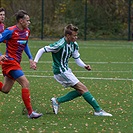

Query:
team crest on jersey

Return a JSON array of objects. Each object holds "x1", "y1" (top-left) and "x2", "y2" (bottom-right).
[
  {"x1": 26, "y1": 31, "x2": 29, "y2": 36},
  {"x1": 14, "y1": 32, "x2": 19, "y2": 36}
]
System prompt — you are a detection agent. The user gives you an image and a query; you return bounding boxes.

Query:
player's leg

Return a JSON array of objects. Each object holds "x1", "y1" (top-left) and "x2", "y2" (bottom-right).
[
  {"x1": 51, "y1": 71, "x2": 82, "y2": 114},
  {"x1": 53, "y1": 70, "x2": 112, "y2": 116},
  {"x1": 0, "y1": 76, "x2": 14, "y2": 93},
  {"x1": 73, "y1": 82, "x2": 101, "y2": 112},
  {"x1": 57, "y1": 90, "x2": 81, "y2": 103},
  {"x1": 54, "y1": 70, "x2": 101, "y2": 111},
  {"x1": 11, "y1": 70, "x2": 42, "y2": 118},
  {"x1": 53, "y1": 72, "x2": 81, "y2": 104},
  {"x1": 16, "y1": 76, "x2": 32, "y2": 114},
  {"x1": 73, "y1": 82, "x2": 112, "y2": 116},
  {"x1": 0, "y1": 82, "x2": 2, "y2": 90},
  {"x1": 51, "y1": 90, "x2": 81, "y2": 114},
  {"x1": 51, "y1": 81, "x2": 101, "y2": 114}
]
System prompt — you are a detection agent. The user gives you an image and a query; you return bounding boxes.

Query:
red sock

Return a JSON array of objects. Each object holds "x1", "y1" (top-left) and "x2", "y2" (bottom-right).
[
  {"x1": 0, "y1": 82, "x2": 3, "y2": 91},
  {"x1": 22, "y1": 88, "x2": 33, "y2": 115}
]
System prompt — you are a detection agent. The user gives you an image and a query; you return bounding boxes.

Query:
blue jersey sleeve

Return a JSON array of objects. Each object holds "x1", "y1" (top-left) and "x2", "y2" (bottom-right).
[
  {"x1": 0, "y1": 28, "x2": 12, "y2": 42},
  {"x1": 24, "y1": 43, "x2": 33, "y2": 60},
  {"x1": 0, "y1": 52, "x2": 2, "y2": 56}
]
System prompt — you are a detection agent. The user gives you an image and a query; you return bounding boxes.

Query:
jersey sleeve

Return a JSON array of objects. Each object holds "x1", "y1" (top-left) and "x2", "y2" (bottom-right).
[
  {"x1": 72, "y1": 42, "x2": 80, "y2": 59},
  {"x1": 34, "y1": 47, "x2": 45, "y2": 62},
  {"x1": 44, "y1": 43, "x2": 61, "y2": 53},
  {"x1": 74, "y1": 58, "x2": 86, "y2": 68},
  {"x1": 24, "y1": 43, "x2": 33, "y2": 59},
  {"x1": 72, "y1": 49, "x2": 80, "y2": 59},
  {"x1": 0, "y1": 28, "x2": 12, "y2": 42}
]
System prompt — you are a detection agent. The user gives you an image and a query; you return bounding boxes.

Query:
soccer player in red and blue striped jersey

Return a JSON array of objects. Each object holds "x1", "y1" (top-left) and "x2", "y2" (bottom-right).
[
  {"x1": 0, "y1": 10, "x2": 42, "y2": 119},
  {"x1": 0, "y1": 7, "x2": 5, "y2": 33},
  {"x1": 0, "y1": 7, "x2": 7, "y2": 62}
]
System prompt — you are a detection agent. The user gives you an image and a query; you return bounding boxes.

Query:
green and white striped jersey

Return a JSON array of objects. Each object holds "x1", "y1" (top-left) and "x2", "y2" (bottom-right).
[{"x1": 44, "y1": 37, "x2": 80, "y2": 74}]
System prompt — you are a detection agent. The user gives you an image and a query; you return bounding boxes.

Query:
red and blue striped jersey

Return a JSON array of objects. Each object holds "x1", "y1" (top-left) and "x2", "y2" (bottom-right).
[
  {"x1": 0, "y1": 22, "x2": 4, "y2": 56},
  {"x1": 0, "y1": 22, "x2": 4, "y2": 33},
  {"x1": 0, "y1": 25, "x2": 32, "y2": 63}
]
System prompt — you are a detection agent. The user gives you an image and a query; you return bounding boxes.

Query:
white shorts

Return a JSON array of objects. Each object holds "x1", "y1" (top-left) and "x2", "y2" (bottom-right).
[{"x1": 54, "y1": 68, "x2": 79, "y2": 88}]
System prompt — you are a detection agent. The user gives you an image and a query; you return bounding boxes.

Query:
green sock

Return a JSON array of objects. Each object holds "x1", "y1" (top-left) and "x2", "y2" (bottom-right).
[
  {"x1": 57, "y1": 90, "x2": 81, "y2": 103},
  {"x1": 82, "y1": 91, "x2": 101, "y2": 111}
]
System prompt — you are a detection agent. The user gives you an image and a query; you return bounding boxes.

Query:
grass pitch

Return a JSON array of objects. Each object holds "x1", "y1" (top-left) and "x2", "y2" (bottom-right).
[{"x1": 0, "y1": 40, "x2": 132, "y2": 133}]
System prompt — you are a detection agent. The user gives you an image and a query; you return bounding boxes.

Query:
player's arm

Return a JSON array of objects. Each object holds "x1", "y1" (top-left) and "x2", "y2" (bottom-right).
[
  {"x1": 30, "y1": 47, "x2": 45, "y2": 70},
  {"x1": 0, "y1": 54, "x2": 8, "y2": 61},
  {"x1": 34, "y1": 47, "x2": 45, "y2": 63},
  {"x1": 0, "y1": 52, "x2": 8, "y2": 62},
  {"x1": 73, "y1": 49, "x2": 91, "y2": 71},
  {"x1": 0, "y1": 29, "x2": 12, "y2": 43},
  {"x1": 24, "y1": 43, "x2": 33, "y2": 60},
  {"x1": 34, "y1": 45, "x2": 58, "y2": 63},
  {"x1": 75, "y1": 58, "x2": 91, "y2": 71},
  {"x1": 33, "y1": 45, "x2": 60, "y2": 70},
  {"x1": 0, "y1": 53, "x2": 2, "y2": 61},
  {"x1": 24, "y1": 43, "x2": 36, "y2": 69},
  {"x1": 75, "y1": 58, "x2": 86, "y2": 68}
]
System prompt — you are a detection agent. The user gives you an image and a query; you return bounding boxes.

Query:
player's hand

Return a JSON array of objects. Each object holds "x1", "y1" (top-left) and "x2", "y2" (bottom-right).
[
  {"x1": 0, "y1": 55, "x2": 8, "y2": 62},
  {"x1": 29, "y1": 60, "x2": 37, "y2": 70},
  {"x1": 84, "y1": 65, "x2": 91, "y2": 71}
]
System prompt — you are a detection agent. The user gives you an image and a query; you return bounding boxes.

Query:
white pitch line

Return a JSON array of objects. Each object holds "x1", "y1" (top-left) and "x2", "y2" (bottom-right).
[
  {"x1": 21, "y1": 61, "x2": 133, "y2": 64},
  {"x1": 0, "y1": 74, "x2": 132, "y2": 81},
  {"x1": 22, "y1": 70, "x2": 131, "y2": 73},
  {"x1": 25, "y1": 74, "x2": 133, "y2": 81}
]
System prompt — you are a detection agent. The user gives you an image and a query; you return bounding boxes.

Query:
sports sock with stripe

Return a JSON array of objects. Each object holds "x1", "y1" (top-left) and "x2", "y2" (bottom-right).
[
  {"x1": 82, "y1": 91, "x2": 101, "y2": 111},
  {"x1": 57, "y1": 90, "x2": 81, "y2": 103}
]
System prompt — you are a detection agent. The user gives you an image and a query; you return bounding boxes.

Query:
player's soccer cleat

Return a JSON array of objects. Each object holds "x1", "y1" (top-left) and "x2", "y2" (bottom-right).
[
  {"x1": 94, "y1": 110, "x2": 112, "y2": 116},
  {"x1": 51, "y1": 97, "x2": 59, "y2": 114},
  {"x1": 28, "y1": 111, "x2": 43, "y2": 119}
]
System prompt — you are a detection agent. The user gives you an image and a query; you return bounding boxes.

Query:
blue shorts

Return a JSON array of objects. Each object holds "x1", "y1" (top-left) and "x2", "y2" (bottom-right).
[{"x1": 9, "y1": 70, "x2": 24, "y2": 80}]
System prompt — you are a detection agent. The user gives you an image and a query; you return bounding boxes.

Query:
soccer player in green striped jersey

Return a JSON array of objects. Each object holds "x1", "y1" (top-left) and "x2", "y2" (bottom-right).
[{"x1": 33, "y1": 24, "x2": 112, "y2": 116}]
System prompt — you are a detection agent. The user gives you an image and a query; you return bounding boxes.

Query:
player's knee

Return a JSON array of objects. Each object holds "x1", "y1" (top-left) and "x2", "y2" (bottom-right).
[
  {"x1": 3, "y1": 91, "x2": 9, "y2": 94},
  {"x1": 1, "y1": 87, "x2": 11, "y2": 94},
  {"x1": 78, "y1": 87, "x2": 88, "y2": 94},
  {"x1": 1, "y1": 90, "x2": 10, "y2": 94},
  {"x1": 82, "y1": 87, "x2": 88, "y2": 94},
  {"x1": 74, "y1": 83, "x2": 88, "y2": 94},
  {"x1": 82, "y1": 85, "x2": 88, "y2": 91}
]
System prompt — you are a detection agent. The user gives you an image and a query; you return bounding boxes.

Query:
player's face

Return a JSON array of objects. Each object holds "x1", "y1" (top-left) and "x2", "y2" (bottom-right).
[
  {"x1": 67, "y1": 31, "x2": 78, "y2": 43},
  {"x1": 21, "y1": 15, "x2": 30, "y2": 29},
  {"x1": 0, "y1": 11, "x2": 5, "y2": 23}
]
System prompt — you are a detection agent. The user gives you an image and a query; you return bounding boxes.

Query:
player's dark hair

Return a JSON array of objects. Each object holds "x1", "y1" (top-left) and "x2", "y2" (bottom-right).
[
  {"x1": 0, "y1": 7, "x2": 5, "y2": 12},
  {"x1": 64, "y1": 24, "x2": 78, "y2": 36},
  {"x1": 15, "y1": 10, "x2": 28, "y2": 22}
]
